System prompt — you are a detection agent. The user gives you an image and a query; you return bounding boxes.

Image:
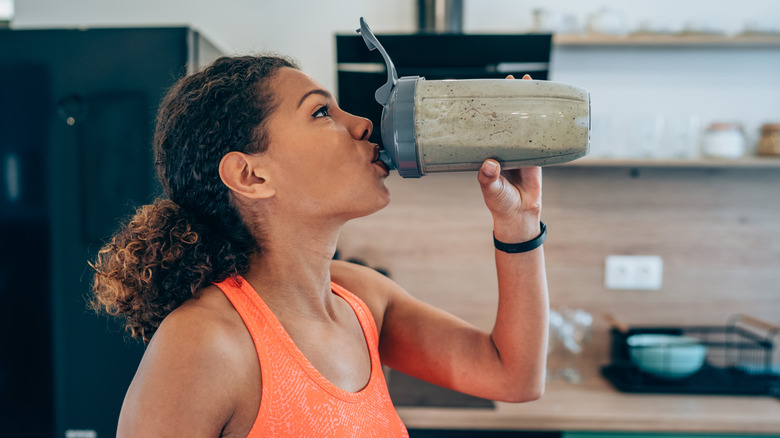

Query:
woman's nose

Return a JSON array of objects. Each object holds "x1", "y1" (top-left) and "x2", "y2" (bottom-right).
[{"x1": 348, "y1": 113, "x2": 373, "y2": 141}]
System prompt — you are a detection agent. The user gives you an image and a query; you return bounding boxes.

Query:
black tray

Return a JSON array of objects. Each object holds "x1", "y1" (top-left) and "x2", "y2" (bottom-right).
[
  {"x1": 602, "y1": 363, "x2": 778, "y2": 395},
  {"x1": 603, "y1": 314, "x2": 780, "y2": 396}
]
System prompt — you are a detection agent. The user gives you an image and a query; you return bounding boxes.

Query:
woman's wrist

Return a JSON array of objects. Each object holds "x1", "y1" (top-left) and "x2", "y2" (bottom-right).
[
  {"x1": 492, "y1": 211, "x2": 542, "y2": 243},
  {"x1": 494, "y1": 222, "x2": 546, "y2": 254}
]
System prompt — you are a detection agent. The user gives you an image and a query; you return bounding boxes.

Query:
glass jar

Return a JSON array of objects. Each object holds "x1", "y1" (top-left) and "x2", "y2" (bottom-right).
[
  {"x1": 757, "y1": 123, "x2": 780, "y2": 157},
  {"x1": 701, "y1": 122, "x2": 745, "y2": 159}
]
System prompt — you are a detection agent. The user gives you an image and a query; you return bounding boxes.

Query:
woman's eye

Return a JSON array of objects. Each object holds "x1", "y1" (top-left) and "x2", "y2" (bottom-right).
[{"x1": 312, "y1": 105, "x2": 330, "y2": 118}]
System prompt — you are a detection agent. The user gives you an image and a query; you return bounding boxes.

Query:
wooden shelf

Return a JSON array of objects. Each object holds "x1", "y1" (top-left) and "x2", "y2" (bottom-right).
[
  {"x1": 553, "y1": 33, "x2": 780, "y2": 48},
  {"x1": 564, "y1": 156, "x2": 780, "y2": 168}
]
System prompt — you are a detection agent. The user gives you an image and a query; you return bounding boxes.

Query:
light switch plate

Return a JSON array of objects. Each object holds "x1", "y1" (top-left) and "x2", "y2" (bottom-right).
[{"x1": 605, "y1": 255, "x2": 663, "y2": 290}]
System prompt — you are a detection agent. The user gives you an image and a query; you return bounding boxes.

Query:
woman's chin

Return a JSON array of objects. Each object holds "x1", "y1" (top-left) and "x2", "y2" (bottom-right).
[{"x1": 346, "y1": 193, "x2": 391, "y2": 221}]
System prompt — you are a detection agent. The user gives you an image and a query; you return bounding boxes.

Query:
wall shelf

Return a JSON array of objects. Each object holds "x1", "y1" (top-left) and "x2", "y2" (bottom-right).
[
  {"x1": 564, "y1": 156, "x2": 780, "y2": 168},
  {"x1": 548, "y1": 34, "x2": 780, "y2": 169},
  {"x1": 553, "y1": 33, "x2": 780, "y2": 48}
]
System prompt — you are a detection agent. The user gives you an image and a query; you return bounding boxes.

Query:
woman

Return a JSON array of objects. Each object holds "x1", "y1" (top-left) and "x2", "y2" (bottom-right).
[{"x1": 91, "y1": 55, "x2": 548, "y2": 437}]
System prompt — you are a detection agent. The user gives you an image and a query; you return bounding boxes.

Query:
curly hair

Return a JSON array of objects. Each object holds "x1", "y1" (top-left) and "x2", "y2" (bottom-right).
[{"x1": 90, "y1": 55, "x2": 298, "y2": 342}]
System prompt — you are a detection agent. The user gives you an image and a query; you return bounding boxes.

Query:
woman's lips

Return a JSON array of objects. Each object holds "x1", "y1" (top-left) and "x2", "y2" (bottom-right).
[
  {"x1": 373, "y1": 159, "x2": 390, "y2": 174},
  {"x1": 371, "y1": 145, "x2": 390, "y2": 174}
]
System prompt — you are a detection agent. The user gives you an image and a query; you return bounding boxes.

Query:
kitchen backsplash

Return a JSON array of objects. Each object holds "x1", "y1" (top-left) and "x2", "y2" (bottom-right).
[{"x1": 337, "y1": 166, "x2": 780, "y2": 370}]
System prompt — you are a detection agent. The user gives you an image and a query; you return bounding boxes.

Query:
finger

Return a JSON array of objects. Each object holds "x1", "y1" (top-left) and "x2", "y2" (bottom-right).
[
  {"x1": 517, "y1": 166, "x2": 543, "y2": 196},
  {"x1": 478, "y1": 159, "x2": 512, "y2": 213},
  {"x1": 505, "y1": 75, "x2": 515, "y2": 80},
  {"x1": 501, "y1": 167, "x2": 524, "y2": 187},
  {"x1": 502, "y1": 166, "x2": 541, "y2": 196},
  {"x1": 522, "y1": 74, "x2": 532, "y2": 80},
  {"x1": 477, "y1": 159, "x2": 502, "y2": 190}
]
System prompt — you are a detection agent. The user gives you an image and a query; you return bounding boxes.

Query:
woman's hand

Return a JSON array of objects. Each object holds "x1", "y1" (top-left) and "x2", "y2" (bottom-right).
[
  {"x1": 478, "y1": 161, "x2": 542, "y2": 237},
  {"x1": 477, "y1": 74, "x2": 542, "y2": 242}
]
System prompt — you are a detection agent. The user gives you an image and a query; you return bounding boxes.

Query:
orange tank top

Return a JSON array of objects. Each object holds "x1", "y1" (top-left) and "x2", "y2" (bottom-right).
[{"x1": 214, "y1": 275, "x2": 409, "y2": 437}]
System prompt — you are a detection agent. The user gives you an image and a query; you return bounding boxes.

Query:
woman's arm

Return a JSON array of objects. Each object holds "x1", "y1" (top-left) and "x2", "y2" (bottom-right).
[
  {"x1": 476, "y1": 161, "x2": 548, "y2": 401},
  {"x1": 337, "y1": 161, "x2": 547, "y2": 403}
]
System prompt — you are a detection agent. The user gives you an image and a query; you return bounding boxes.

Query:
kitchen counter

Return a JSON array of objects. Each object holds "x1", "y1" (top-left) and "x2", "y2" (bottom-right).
[{"x1": 395, "y1": 375, "x2": 780, "y2": 435}]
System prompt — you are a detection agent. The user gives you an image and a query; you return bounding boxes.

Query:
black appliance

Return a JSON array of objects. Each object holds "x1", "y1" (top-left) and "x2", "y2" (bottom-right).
[
  {"x1": 334, "y1": 32, "x2": 552, "y2": 147},
  {"x1": 0, "y1": 27, "x2": 221, "y2": 437}
]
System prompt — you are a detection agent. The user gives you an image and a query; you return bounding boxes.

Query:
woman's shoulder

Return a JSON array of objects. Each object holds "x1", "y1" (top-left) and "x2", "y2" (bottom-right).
[
  {"x1": 120, "y1": 288, "x2": 260, "y2": 436},
  {"x1": 118, "y1": 285, "x2": 260, "y2": 435},
  {"x1": 152, "y1": 285, "x2": 260, "y2": 386},
  {"x1": 156, "y1": 284, "x2": 249, "y2": 351},
  {"x1": 139, "y1": 283, "x2": 257, "y2": 390}
]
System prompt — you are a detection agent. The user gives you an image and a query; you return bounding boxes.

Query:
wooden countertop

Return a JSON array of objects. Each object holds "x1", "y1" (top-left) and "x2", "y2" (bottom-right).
[{"x1": 395, "y1": 376, "x2": 780, "y2": 434}]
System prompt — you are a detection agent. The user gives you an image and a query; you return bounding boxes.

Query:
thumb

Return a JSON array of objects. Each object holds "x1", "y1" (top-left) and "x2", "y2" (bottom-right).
[{"x1": 478, "y1": 159, "x2": 502, "y2": 194}]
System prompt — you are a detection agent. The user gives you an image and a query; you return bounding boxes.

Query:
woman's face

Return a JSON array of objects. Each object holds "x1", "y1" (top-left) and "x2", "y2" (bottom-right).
[{"x1": 260, "y1": 67, "x2": 390, "y2": 222}]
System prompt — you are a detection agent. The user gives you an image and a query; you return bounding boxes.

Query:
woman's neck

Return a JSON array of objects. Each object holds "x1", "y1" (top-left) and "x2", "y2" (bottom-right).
[{"x1": 242, "y1": 218, "x2": 342, "y2": 321}]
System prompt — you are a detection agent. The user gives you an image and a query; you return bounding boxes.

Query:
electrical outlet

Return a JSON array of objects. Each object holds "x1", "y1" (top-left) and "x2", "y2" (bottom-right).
[{"x1": 605, "y1": 255, "x2": 663, "y2": 290}]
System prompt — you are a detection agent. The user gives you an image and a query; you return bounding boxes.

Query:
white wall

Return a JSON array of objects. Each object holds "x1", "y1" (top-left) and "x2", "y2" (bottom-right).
[
  {"x1": 13, "y1": 0, "x2": 780, "y2": 158},
  {"x1": 463, "y1": 0, "x2": 780, "y2": 35}
]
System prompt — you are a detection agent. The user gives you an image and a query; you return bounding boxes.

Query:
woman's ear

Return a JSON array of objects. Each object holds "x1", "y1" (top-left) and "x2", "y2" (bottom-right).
[{"x1": 218, "y1": 151, "x2": 276, "y2": 199}]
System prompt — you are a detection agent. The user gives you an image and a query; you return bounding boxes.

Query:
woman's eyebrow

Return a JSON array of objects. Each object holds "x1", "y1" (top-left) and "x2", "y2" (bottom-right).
[{"x1": 297, "y1": 89, "x2": 332, "y2": 108}]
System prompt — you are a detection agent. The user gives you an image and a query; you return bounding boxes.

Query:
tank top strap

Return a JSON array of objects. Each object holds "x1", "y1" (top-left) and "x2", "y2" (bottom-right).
[
  {"x1": 214, "y1": 275, "x2": 276, "y2": 348},
  {"x1": 330, "y1": 281, "x2": 380, "y2": 353}
]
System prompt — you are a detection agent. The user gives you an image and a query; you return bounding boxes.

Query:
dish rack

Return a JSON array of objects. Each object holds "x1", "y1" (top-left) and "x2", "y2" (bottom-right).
[{"x1": 602, "y1": 314, "x2": 780, "y2": 395}]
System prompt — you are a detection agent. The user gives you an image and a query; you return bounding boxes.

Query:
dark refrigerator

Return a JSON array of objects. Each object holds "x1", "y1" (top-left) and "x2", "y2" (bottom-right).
[{"x1": 0, "y1": 26, "x2": 221, "y2": 437}]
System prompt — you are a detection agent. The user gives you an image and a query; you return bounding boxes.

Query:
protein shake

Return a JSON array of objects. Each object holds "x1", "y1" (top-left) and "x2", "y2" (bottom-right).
[
  {"x1": 359, "y1": 17, "x2": 591, "y2": 178},
  {"x1": 414, "y1": 79, "x2": 590, "y2": 173}
]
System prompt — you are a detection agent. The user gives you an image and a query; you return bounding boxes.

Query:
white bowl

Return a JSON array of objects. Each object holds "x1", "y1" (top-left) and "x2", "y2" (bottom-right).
[{"x1": 627, "y1": 334, "x2": 707, "y2": 379}]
